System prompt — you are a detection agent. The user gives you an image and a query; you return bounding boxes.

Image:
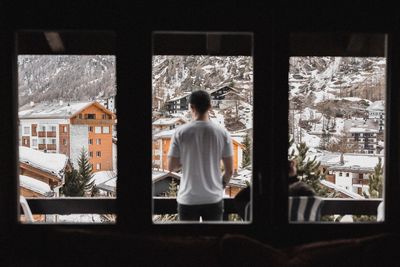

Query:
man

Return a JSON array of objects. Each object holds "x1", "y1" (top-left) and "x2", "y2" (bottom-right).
[{"x1": 168, "y1": 90, "x2": 234, "y2": 222}]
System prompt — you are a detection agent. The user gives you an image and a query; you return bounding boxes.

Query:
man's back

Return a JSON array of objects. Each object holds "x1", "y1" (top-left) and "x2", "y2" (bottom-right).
[{"x1": 168, "y1": 121, "x2": 232, "y2": 205}]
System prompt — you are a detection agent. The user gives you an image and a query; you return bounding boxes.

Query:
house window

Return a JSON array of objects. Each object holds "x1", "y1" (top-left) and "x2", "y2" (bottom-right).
[
  {"x1": 288, "y1": 33, "x2": 386, "y2": 223},
  {"x1": 96, "y1": 151, "x2": 101, "y2": 157},
  {"x1": 89, "y1": 151, "x2": 93, "y2": 158},
  {"x1": 95, "y1": 126, "x2": 101, "y2": 133},
  {"x1": 96, "y1": 138, "x2": 101, "y2": 145},
  {"x1": 23, "y1": 126, "x2": 30, "y2": 135},
  {"x1": 51, "y1": 126, "x2": 56, "y2": 132},
  {"x1": 102, "y1": 114, "x2": 106, "y2": 119},
  {"x1": 79, "y1": 114, "x2": 83, "y2": 119},
  {"x1": 89, "y1": 126, "x2": 93, "y2": 132},
  {"x1": 32, "y1": 139, "x2": 37, "y2": 146},
  {"x1": 89, "y1": 139, "x2": 93, "y2": 145},
  {"x1": 63, "y1": 126, "x2": 68, "y2": 133},
  {"x1": 96, "y1": 163, "x2": 101, "y2": 170},
  {"x1": 102, "y1": 126, "x2": 110, "y2": 134},
  {"x1": 62, "y1": 139, "x2": 67, "y2": 145},
  {"x1": 86, "y1": 114, "x2": 96, "y2": 119},
  {"x1": 51, "y1": 139, "x2": 56, "y2": 145}
]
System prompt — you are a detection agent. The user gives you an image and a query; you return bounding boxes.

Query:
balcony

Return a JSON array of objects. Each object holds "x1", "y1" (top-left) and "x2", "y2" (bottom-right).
[
  {"x1": 22, "y1": 197, "x2": 383, "y2": 222},
  {"x1": 72, "y1": 119, "x2": 115, "y2": 125},
  {"x1": 46, "y1": 131, "x2": 56, "y2": 137},
  {"x1": 47, "y1": 144, "x2": 57, "y2": 150}
]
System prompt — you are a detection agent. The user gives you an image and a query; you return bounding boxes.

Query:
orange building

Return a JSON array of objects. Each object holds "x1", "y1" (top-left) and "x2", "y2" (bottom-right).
[{"x1": 19, "y1": 101, "x2": 115, "y2": 172}]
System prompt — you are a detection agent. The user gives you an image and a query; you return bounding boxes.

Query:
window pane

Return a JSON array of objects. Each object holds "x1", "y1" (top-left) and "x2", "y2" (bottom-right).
[
  {"x1": 17, "y1": 31, "x2": 117, "y2": 224},
  {"x1": 152, "y1": 32, "x2": 253, "y2": 224},
  {"x1": 289, "y1": 53, "x2": 386, "y2": 223}
]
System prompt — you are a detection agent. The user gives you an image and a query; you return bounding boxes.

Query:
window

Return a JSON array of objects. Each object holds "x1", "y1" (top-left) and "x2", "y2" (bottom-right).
[
  {"x1": 23, "y1": 126, "x2": 30, "y2": 135},
  {"x1": 102, "y1": 126, "x2": 110, "y2": 134},
  {"x1": 95, "y1": 126, "x2": 101, "y2": 133},
  {"x1": 96, "y1": 151, "x2": 101, "y2": 157},
  {"x1": 86, "y1": 114, "x2": 96, "y2": 119},
  {"x1": 17, "y1": 31, "x2": 117, "y2": 224},
  {"x1": 102, "y1": 114, "x2": 106, "y2": 119},
  {"x1": 96, "y1": 138, "x2": 101, "y2": 145},
  {"x1": 288, "y1": 33, "x2": 386, "y2": 223},
  {"x1": 151, "y1": 32, "x2": 253, "y2": 224},
  {"x1": 89, "y1": 139, "x2": 93, "y2": 145}
]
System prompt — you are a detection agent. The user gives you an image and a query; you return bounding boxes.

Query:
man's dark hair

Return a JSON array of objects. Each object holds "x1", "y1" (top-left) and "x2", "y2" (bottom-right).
[{"x1": 188, "y1": 90, "x2": 211, "y2": 114}]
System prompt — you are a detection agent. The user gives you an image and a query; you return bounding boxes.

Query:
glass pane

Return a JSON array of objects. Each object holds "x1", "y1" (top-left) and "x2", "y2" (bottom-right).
[
  {"x1": 152, "y1": 33, "x2": 253, "y2": 224},
  {"x1": 17, "y1": 32, "x2": 117, "y2": 224},
  {"x1": 289, "y1": 55, "x2": 386, "y2": 223}
]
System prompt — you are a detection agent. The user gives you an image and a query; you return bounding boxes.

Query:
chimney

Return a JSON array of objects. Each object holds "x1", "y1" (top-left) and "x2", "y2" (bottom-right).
[
  {"x1": 340, "y1": 153, "x2": 344, "y2": 165},
  {"x1": 30, "y1": 101, "x2": 34, "y2": 107}
]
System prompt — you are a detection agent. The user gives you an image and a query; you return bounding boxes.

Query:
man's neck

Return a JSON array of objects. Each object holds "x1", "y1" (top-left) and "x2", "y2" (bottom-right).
[{"x1": 193, "y1": 113, "x2": 209, "y2": 121}]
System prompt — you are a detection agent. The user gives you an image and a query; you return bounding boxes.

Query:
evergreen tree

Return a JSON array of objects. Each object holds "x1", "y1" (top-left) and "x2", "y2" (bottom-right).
[
  {"x1": 167, "y1": 178, "x2": 178, "y2": 197},
  {"x1": 241, "y1": 132, "x2": 252, "y2": 168},
  {"x1": 61, "y1": 169, "x2": 83, "y2": 196},
  {"x1": 369, "y1": 157, "x2": 383, "y2": 198},
  {"x1": 77, "y1": 147, "x2": 95, "y2": 193},
  {"x1": 295, "y1": 142, "x2": 329, "y2": 197},
  {"x1": 61, "y1": 147, "x2": 95, "y2": 197}
]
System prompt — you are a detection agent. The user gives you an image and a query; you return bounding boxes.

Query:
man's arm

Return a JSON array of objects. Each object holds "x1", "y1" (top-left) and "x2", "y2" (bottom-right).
[
  {"x1": 168, "y1": 156, "x2": 181, "y2": 172},
  {"x1": 222, "y1": 156, "x2": 234, "y2": 187}
]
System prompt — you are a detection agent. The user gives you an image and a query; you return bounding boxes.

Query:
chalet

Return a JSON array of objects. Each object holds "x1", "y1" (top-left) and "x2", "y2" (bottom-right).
[
  {"x1": 152, "y1": 170, "x2": 181, "y2": 196},
  {"x1": 19, "y1": 146, "x2": 70, "y2": 196},
  {"x1": 317, "y1": 152, "x2": 382, "y2": 196},
  {"x1": 152, "y1": 117, "x2": 187, "y2": 133},
  {"x1": 91, "y1": 170, "x2": 117, "y2": 197},
  {"x1": 152, "y1": 128, "x2": 244, "y2": 172},
  {"x1": 19, "y1": 101, "x2": 116, "y2": 172},
  {"x1": 164, "y1": 93, "x2": 191, "y2": 113},
  {"x1": 152, "y1": 95, "x2": 164, "y2": 111},
  {"x1": 209, "y1": 86, "x2": 241, "y2": 108},
  {"x1": 347, "y1": 127, "x2": 379, "y2": 154}
]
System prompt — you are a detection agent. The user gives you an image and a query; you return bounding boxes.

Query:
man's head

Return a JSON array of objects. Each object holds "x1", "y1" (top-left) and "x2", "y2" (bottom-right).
[{"x1": 188, "y1": 90, "x2": 211, "y2": 115}]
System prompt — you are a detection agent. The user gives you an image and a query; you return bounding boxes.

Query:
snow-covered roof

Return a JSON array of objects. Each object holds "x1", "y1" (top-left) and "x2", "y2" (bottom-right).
[
  {"x1": 19, "y1": 146, "x2": 69, "y2": 179},
  {"x1": 20, "y1": 175, "x2": 53, "y2": 196},
  {"x1": 152, "y1": 170, "x2": 181, "y2": 183},
  {"x1": 19, "y1": 101, "x2": 93, "y2": 119},
  {"x1": 90, "y1": 171, "x2": 117, "y2": 185},
  {"x1": 349, "y1": 127, "x2": 378, "y2": 133},
  {"x1": 97, "y1": 177, "x2": 117, "y2": 193},
  {"x1": 167, "y1": 93, "x2": 191, "y2": 102},
  {"x1": 208, "y1": 86, "x2": 238, "y2": 94},
  {"x1": 153, "y1": 129, "x2": 176, "y2": 139},
  {"x1": 367, "y1": 100, "x2": 385, "y2": 112},
  {"x1": 315, "y1": 152, "x2": 383, "y2": 172},
  {"x1": 153, "y1": 117, "x2": 186, "y2": 126},
  {"x1": 320, "y1": 180, "x2": 365, "y2": 199},
  {"x1": 229, "y1": 168, "x2": 252, "y2": 188}
]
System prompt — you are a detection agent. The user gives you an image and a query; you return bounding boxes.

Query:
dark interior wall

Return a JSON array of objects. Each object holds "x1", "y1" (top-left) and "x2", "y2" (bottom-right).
[{"x1": 1, "y1": 1, "x2": 400, "y2": 263}]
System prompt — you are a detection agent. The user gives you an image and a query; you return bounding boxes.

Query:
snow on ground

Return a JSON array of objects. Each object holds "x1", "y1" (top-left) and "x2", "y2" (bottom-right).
[
  {"x1": 210, "y1": 109, "x2": 226, "y2": 128},
  {"x1": 312, "y1": 91, "x2": 336, "y2": 104},
  {"x1": 57, "y1": 214, "x2": 106, "y2": 223}
]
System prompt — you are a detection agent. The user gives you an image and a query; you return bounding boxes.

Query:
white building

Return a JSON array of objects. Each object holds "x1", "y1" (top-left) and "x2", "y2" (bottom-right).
[
  {"x1": 367, "y1": 100, "x2": 385, "y2": 131},
  {"x1": 347, "y1": 127, "x2": 378, "y2": 154}
]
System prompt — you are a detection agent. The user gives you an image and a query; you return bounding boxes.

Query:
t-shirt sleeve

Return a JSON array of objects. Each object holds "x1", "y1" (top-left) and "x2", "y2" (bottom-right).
[
  {"x1": 222, "y1": 133, "x2": 233, "y2": 157},
  {"x1": 167, "y1": 131, "x2": 180, "y2": 158}
]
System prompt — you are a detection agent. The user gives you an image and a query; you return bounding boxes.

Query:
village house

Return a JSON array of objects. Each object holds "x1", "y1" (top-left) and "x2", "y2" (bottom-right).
[
  {"x1": 347, "y1": 127, "x2": 379, "y2": 154},
  {"x1": 164, "y1": 93, "x2": 191, "y2": 113},
  {"x1": 90, "y1": 170, "x2": 117, "y2": 197},
  {"x1": 317, "y1": 152, "x2": 383, "y2": 196},
  {"x1": 19, "y1": 101, "x2": 115, "y2": 172},
  {"x1": 19, "y1": 146, "x2": 71, "y2": 195},
  {"x1": 152, "y1": 170, "x2": 181, "y2": 196},
  {"x1": 152, "y1": 117, "x2": 187, "y2": 133},
  {"x1": 367, "y1": 100, "x2": 385, "y2": 131}
]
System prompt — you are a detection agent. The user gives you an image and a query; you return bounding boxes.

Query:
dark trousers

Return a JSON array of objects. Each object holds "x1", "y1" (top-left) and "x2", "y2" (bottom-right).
[{"x1": 178, "y1": 201, "x2": 224, "y2": 221}]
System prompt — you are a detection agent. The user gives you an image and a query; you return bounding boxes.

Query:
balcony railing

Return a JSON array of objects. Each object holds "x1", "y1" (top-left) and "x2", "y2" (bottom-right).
[
  {"x1": 72, "y1": 119, "x2": 114, "y2": 125},
  {"x1": 23, "y1": 197, "x2": 383, "y2": 219}
]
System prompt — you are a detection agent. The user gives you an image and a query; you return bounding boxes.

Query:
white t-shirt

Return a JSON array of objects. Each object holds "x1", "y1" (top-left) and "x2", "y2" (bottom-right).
[{"x1": 168, "y1": 120, "x2": 233, "y2": 205}]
